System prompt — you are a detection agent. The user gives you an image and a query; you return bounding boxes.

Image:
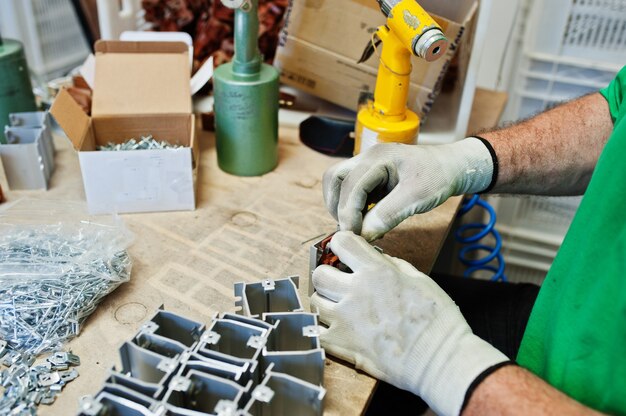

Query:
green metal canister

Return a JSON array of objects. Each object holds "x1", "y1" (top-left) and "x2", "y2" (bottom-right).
[
  {"x1": 0, "y1": 39, "x2": 37, "y2": 144},
  {"x1": 213, "y1": 0, "x2": 279, "y2": 176}
]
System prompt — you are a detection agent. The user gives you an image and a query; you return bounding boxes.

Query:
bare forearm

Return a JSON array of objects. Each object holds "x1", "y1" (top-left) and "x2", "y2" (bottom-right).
[
  {"x1": 463, "y1": 365, "x2": 604, "y2": 416},
  {"x1": 479, "y1": 93, "x2": 613, "y2": 195}
]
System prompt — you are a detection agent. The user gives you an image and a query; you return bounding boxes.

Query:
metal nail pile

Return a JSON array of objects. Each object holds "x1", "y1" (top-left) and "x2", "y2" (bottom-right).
[
  {"x1": 0, "y1": 236, "x2": 131, "y2": 355},
  {"x1": 0, "y1": 201, "x2": 133, "y2": 414},
  {"x1": 98, "y1": 135, "x2": 182, "y2": 151},
  {"x1": 1, "y1": 347, "x2": 80, "y2": 414}
]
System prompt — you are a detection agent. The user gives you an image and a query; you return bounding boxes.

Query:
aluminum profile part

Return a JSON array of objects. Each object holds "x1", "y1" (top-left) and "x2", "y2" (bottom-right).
[{"x1": 78, "y1": 279, "x2": 326, "y2": 415}]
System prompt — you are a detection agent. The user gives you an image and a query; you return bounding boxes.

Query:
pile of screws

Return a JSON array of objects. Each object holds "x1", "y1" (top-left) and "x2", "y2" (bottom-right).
[
  {"x1": 1, "y1": 345, "x2": 80, "y2": 414},
  {"x1": 0, "y1": 200, "x2": 132, "y2": 414},
  {"x1": 0, "y1": 242, "x2": 127, "y2": 415},
  {"x1": 98, "y1": 135, "x2": 182, "y2": 151},
  {"x1": 0, "y1": 237, "x2": 130, "y2": 355}
]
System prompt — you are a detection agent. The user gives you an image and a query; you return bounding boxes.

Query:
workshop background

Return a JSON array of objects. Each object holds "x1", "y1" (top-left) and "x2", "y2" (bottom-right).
[
  {"x1": 0, "y1": 0, "x2": 624, "y2": 414},
  {"x1": 0, "y1": 0, "x2": 624, "y2": 282}
]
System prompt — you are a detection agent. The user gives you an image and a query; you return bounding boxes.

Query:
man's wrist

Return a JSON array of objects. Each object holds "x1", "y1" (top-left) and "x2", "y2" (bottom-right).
[{"x1": 460, "y1": 361, "x2": 517, "y2": 414}]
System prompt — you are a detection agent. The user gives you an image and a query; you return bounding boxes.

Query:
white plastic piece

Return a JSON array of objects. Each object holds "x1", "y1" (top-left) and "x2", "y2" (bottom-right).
[
  {"x1": 97, "y1": 0, "x2": 150, "y2": 40},
  {"x1": 221, "y1": 0, "x2": 247, "y2": 9}
]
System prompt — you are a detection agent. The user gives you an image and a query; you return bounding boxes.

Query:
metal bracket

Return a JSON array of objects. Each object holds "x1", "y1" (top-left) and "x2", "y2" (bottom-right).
[
  {"x1": 251, "y1": 385, "x2": 275, "y2": 403},
  {"x1": 200, "y1": 330, "x2": 221, "y2": 345},
  {"x1": 302, "y1": 325, "x2": 321, "y2": 338}
]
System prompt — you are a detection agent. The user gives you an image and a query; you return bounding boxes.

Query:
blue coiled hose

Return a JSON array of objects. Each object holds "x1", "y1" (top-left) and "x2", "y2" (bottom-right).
[{"x1": 455, "y1": 194, "x2": 507, "y2": 282}]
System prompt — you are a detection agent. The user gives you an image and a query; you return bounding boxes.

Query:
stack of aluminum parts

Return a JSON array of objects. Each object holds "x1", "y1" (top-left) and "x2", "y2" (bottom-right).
[
  {"x1": 0, "y1": 345, "x2": 81, "y2": 413},
  {"x1": 79, "y1": 276, "x2": 326, "y2": 416},
  {"x1": 0, "y1": 111, "x2": 55, "y2": 190}
]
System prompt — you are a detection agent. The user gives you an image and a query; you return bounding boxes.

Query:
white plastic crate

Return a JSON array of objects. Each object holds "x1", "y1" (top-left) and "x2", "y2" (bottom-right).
[
  {"x1": 525, "y1": 0, "x2": 626, "y2": 65},
  {"x1": 474, "y1": 195, "x2": 581, "y2": 285},
  {"x1": 0, "y1": 0, "x2": 90, "y2": 81},
  {"x1": 490, "y1": 195, "x2": 581, "y2": 245},
  {"x1": 508, "y1": 53, "x2": 621, "y2": 119},
  {"x1": 465, "y1": 232, "x2": 553, "y2": 285},
  {"x1": 514, "y1": 54, "x2": 620, "y2": 118},
  {"x1": 501, "y1": 263, "x2": 549, "y2": 285},
  {"x1": 503, "y1": 0, "x2": 624, "y2": 121}
]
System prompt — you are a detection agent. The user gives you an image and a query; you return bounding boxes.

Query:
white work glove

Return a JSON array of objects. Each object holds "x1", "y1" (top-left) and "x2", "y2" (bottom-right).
[
  {"x1": 311, "y1": 231, "x2": 509, "y2": 416},
  {"x1": 323, "y1": 137, "x2": 494, "y2": 241}
]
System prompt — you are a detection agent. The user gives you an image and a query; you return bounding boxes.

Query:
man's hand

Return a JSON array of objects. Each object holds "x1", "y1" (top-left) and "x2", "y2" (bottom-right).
[
  {"x1": 310, "y1": 231, "x2": 508, "y2": 416},
  {"x1": 322, "y1": 138, "x2": 494, "y2": 241}
]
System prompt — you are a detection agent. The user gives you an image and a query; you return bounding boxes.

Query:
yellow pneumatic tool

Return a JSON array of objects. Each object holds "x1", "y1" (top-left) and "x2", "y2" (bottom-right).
[{"x1": 354, "y1": 0, "x2": 449, "y2": 154}]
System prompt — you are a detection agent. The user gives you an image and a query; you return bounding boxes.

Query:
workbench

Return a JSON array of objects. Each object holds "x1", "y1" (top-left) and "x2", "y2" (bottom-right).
[{"x1": 2, "y1": 88, "x2": 506, "y2": 415}]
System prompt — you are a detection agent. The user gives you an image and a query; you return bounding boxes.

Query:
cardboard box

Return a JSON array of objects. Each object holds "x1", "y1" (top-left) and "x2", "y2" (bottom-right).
[
  {"x1": 51, "y1": 41, "x2": 198, "y2": 215},
  {"x1": 273, "y1": 0, "x2": 478, "y2": 119}
]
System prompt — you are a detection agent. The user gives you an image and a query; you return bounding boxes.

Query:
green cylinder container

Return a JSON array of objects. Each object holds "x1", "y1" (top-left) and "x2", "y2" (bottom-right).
[
  {"x1": 0, "y1": 39, "x2": 37, "y2": 144},
  {"x1": 214, "y1": 0, "x2": 279, "y2": 176}
]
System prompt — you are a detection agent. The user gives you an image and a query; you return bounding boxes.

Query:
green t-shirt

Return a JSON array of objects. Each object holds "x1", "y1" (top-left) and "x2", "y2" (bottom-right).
[{"x1": 517, "y1": 66, "x2": 626, "y2": 414}]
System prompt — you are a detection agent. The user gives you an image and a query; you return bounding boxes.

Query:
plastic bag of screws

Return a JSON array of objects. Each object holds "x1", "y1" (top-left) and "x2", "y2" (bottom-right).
[
  {"x1": 97, "y1": 135, "x2": 182, "y2": 151},
  {"x1": 0, "y1": 199, "x2": 133, "y2": 356}
]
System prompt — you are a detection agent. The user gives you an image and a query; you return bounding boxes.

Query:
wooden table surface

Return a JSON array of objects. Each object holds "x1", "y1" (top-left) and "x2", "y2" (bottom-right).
[{"x1": 1, "y1": 88, "x2": 506, "y2": 415}]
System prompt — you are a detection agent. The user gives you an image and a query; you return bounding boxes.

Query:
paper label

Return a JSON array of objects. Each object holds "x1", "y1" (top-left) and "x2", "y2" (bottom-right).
[
  {"x1": 360, "y1": 127, "x2": 418, "y2": 153},
  {"x1": 359, "y1": 127, "x2": 379, "y2": 154}
]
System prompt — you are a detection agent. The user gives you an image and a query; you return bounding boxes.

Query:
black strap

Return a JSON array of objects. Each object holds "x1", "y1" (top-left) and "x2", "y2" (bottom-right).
[{"x1": 473, "y1": 135, "x2": 498, "y2": 194}]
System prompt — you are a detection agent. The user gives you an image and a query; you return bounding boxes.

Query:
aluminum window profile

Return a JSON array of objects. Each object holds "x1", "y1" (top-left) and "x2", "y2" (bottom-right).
[
  {"x1": 261, "y1": 349, "x2": 325, "y2": 386},
  {"x1": 118, "y1": 342, "x2": 179, "y2": 398},
  {"x1": 194, "y1": 347, "x2": 258, "y2": 371},
  {"x1": 242, "y1": 366, "x2": 326, "y2": 416},
  {"x1": 235, "y1": 276, "x2": 303, "y2": 317},
  {"x1": 78, "y1": 303, "x2": 327, "y2": 415},
  {"x1": 221, "y1": 313, "x2": 273, "y2": 332},
  {"x1": 105, "y1": 372, "x2": 162, "y2": 400},
  {"x1": 163, "y1": 370, "x2": 249, "y2": 415},
  {"x1": 262, "y1": 312, "x2": 321, "y2": 351},
  {"x1": 9, "y1": 111, "x2": 50, "y2": 129},
  {"x1": 178, "y1": 351, "x2": 250, "y2": 384},
  {"x1": 201, "y1": 318, "x2": 270, "y2": 360},
  {"x1": 259, "y1": 312, "x2": 325, "y2": 386},
  {"x1": 78, "y1": 392, "x2": 158, "y2": 416},
  {"x1": 144, "y1": 309, "x2": 205, "y2": 349},
  {"x1": 1, "y1": 127, "x2": 51, "y2": 189},
  {"x1": 99, "y1": 383, "x2": 160, "y2": 411},
  {"x1": 194, "y1": 347, "x2": 261, "y2": 386},
  {"x1": 9, "y1": 111, "x2": 55, "y2": 165},
  {"x1": 134, "y1": 332, "x2": 188, "y2": 359},
  {"x1": 10, "y1": 127, "x2": 52, "y2": 179}
]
